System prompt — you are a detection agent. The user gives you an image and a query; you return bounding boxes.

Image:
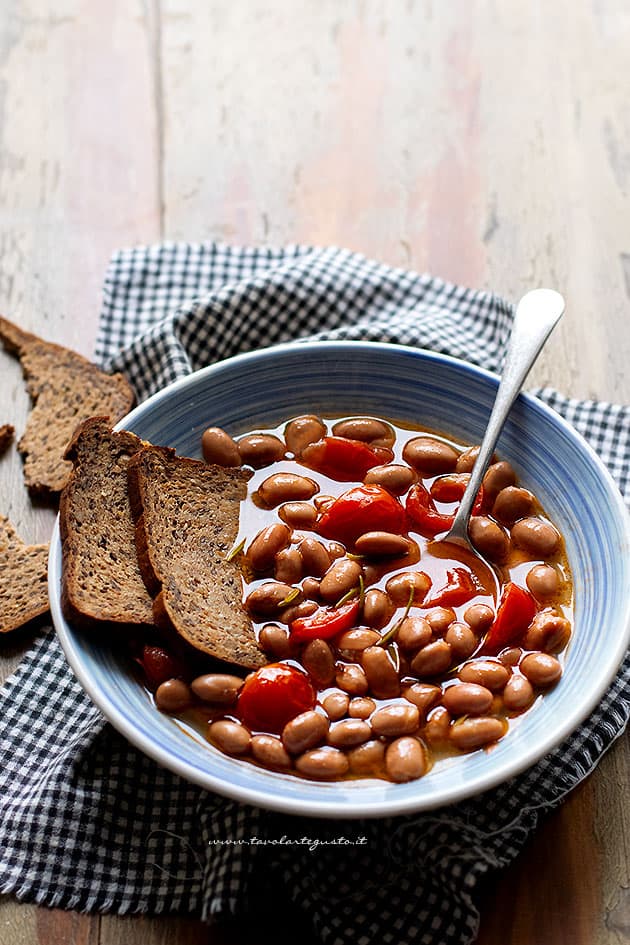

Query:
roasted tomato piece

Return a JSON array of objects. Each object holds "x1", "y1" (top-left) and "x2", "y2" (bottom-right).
[
  {"x1": 237, "y1": 663, "x2": 316, "y2": 733},
  {"x1": 424, "y1": 567, "x2": 478, "y2": 608},
  {"x1": 430, "y1": 474, "x2": 486, "y2": 513},
  {"x1": 289, "y1": 600, "x2": 360, "y2": 644},
  {"x1": 138, "y1": 645, "x2": 185, "y2": 690},
  {"x1": 317, "y1": 484, "x2": 407, "y2": 546},
  {"x1": 301, "y1": 436, "x2": 393, "y2": 481},
  {"x1": 481, "y1": 583, "x2": 537, "y2": 655},
  {"x1": 406, "y1": 482, "x2": 453, "y2": 538}
]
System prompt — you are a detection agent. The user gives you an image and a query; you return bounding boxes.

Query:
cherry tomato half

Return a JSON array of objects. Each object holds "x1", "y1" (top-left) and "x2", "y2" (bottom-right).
[
  {"x1": 318, "y1": 484, "x2": 407, "y2": 546},
  {"x1": 301, "y1": 436, "x2": 393, "y2": 481},
  {"x1": 481, "y1": 583, "x2": 537, "y2": 655},
  {"x1": 237, "y1": 663, "x2": 316, "y2": 733}
]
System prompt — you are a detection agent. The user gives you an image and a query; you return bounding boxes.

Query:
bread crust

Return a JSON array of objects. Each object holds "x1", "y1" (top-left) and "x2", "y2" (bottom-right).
[{"x1": 0, "y1": 514, "x2": 49, "y2": 634}]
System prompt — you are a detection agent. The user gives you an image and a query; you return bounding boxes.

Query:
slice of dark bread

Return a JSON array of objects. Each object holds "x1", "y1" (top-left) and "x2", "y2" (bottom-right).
[
  {"x1": 0, "y1": 515, "x2": 49, "y2": 633},
  {"x1": 0, "y1": 424, "x2": 14, "y2": 455},
  {"x1": 59, "y1": 418, "x2": 155, "y2": 631},
  {"x1": 0, "y1": 315, "x2": 135, "y2": 499},
  {"x1": 127, "y1": 446, "x2": 266, "y2": 669}
]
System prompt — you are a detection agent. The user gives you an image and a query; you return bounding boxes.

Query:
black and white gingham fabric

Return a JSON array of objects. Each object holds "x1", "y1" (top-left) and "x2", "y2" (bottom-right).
[{"x1": 1, "y1": 242, "x2": 629, "y2": 944}]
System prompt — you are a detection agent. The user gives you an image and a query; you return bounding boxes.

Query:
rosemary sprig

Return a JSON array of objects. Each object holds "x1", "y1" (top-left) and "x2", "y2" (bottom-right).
[
  {"x1": 334, "y1": 585, "x2": 360, "y2": 609},
  {"x1": 225, "y1": 537, "x2": 246, "y2": 562},
  {"x1": 377, "y1": 585, "x2": 415, "y2": 647},
  {"x1": 280, "y1": 586, "x2": 301, "y2": 607}
]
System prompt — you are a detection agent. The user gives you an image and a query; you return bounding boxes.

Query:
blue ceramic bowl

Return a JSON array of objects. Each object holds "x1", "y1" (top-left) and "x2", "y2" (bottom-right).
[{"x1": 49, "y1": 342, "x2": 630, "y2": 818}]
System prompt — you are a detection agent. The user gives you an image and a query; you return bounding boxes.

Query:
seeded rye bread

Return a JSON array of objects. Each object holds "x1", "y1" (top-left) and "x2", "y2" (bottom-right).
[
  {"x1": 0, "y1": 515, "x2": 49, "y2": 633},
  {"x1": 0, "y1": 424, "x2": 14, "y2": 455},
  {"x1": 0, "y1": 315, "x2": 135, "y2": 499},
  {"x1": 127, "y1": 446, "x2": 267, "y2": 669},
  {"x1": 59, "y1": 418, "x2": 155, "y2": 631}
]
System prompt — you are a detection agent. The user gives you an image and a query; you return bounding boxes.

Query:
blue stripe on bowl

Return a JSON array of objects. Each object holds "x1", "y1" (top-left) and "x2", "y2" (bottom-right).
[{"x1": 50, "y1": 342, "x2": 630, "y2": 818}]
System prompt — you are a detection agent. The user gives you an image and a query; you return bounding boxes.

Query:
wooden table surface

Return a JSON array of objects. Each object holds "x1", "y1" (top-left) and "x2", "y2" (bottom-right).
[{"x1": 1, "y1": 2, "x2": 628, "y2": 943}]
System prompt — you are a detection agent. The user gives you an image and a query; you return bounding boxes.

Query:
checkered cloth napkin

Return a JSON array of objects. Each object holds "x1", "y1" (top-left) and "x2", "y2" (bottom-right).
[{"x1": 1, "y1": 243, "x2": 629, "y2": 944}]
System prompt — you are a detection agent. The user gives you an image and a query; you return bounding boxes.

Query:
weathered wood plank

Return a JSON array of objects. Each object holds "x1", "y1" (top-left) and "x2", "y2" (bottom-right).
[{"x1": 0, "y1": 0, "x2": 160, "y2": 942}]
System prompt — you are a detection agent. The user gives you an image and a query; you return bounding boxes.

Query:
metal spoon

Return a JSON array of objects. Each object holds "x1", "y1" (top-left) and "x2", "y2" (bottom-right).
[{"x1": 432, "y1": 288, "x2": 565, "y2": 596}]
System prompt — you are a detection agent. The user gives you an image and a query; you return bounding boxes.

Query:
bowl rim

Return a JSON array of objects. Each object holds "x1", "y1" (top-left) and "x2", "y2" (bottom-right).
[{"x1": 50, "y1": 340, "x2": 630, "y2": 818}]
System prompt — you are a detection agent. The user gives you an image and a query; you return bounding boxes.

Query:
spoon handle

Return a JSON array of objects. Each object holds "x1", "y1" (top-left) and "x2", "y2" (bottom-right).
[{"x1": 448, "y1": 288, "x2": 565, "y2": 540}]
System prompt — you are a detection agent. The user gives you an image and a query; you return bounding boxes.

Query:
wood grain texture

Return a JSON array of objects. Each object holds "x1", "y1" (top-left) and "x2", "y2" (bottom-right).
[{"x1": 0, "y1": 0, "x2": 628, "y2": 943}]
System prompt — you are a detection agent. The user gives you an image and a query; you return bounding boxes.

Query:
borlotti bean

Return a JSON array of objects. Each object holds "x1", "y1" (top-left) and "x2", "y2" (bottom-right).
[{"x1": 143, "y1": 413, "x2": 573, "y2": 784}]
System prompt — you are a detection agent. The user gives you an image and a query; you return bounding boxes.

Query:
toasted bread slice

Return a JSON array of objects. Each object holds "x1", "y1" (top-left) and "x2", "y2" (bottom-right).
[
  {"x1": 59, "y1": 418, "x2": 155, "y2": 631},
  {"x1": 0, "y1": 515, "x2": 49, "y2": 633},
  {"x1": 0, "y1": 424, "x2": 14, "y2": 455},
  {"x1": 0, "y1": 315, "x2": 135, "y2": 499},
  {"x1": 127, "y1": 446, "x2": 266, "y2": 669}
]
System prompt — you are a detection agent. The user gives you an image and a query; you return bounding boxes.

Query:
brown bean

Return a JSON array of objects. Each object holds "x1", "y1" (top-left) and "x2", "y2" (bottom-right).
[
  {"x1": 295, "y1": 747, "x2": 350, "y2": 779},
  {"x1": 314, "y1": 494, "x2": 335, "y2": 510},
  {"x1": 237, "y1": 433, "x2": 285, "y2": 468},
  {"x1": 258, "y1": 623, "x2": 291, "y2": 658},
  {"x1": 498, "y1": 646, "x2": 523, "y2": 666},
  {"x1": 385, "y1": 570, "x2": 432, "y2": 606},
  {"x1": 442, "y1": 682, "x2": 493, "y2": 716},
  {"x1": 201, "y1": 427, "x2": 241, "y2": 467},
  {"x1": 274, "y1": 547, "x2": 304, "y2": 584},
  {"x1": 402, "y1": 683, "x2": 442, "y2": 717},
  {"x1": 362, "y1": 646, "x2": 400, "y2": 698},
  {"x1": 347, "y1": 739, "x2": 386, "y2": 775},
  {"x1": 208, "y1": 720, "x2": 251, "y2": 755},
  {"x1": 492, "y1": 486, "x2": 534, "y2": 525},
  {"x1": 281, "y1": 710, "x2": 330, "y2": 754},
  {"x1": 403, "y1": 437, "x2": 458, "y2": 474},
  {"x1": 445, "y1": 622, "x2": 478, "y2": 660},
  {"x1": 284, "y1": 415, "x2": 327, "y2": 455},
  {"x1": 327, "y1": 541, "x2": 346, "y2": 559},
  {"x1": 523, "y1": 611, "x2": 571, "y2": 653},
  {"x1": 328, "y1": 718, "x2": 372, "y2": 748},
  {"x1": 250, "y1": 734, "x2": 292, "y2": 768},
  {"x1": 336, "y1": 662, "x2": 369, "y2": 696},
  {"x1": 257, "y1": 473, "x2": 319, "y2": 508},
  {"x1": 190, "y1": 674, "x2": 243, "y2": 705},
  {"x1": 279, "y1": 501, "x2": 317, "y2": 530},
  {"x1": 322, "y1": 690, "x2": 350, "y2": 721},
  {"x1": 469, "y1": 516, "x2": 509, "y2": 562},
  {"x1": 155, "y1": 678, "x2": 192, "y2": 712},
  {"x1": 526, "y1": 564, "x2": 561, "y2": 601},
  {"x1": 302, "y1": 639, "x2": 336, "y2": 686},
  {"x1": 385, "y1": 737, "x2": 428, "y2": 782},
  {"x1": 410, "y1": 640, "x2": 452, "y2": 676},
  {"x1": 455, "y1": 445, "x2": 481, "y2": 473},
  {"x1": 511, "y1": 517, "x2": 561, "y2": 557},
  {"x1": 450, "y1": 716, "x2": 506, "y2": 751},
  {"x1": 463, "y1": 603, "x2": 494, "y2": 633},
  {"x1": 397, "y1": 616, "x2": 432, "y2": 652},
  {"x1": 458, "y1": 659, "x2": 510, "y2": 691},
  {"x1": 371, "y1": 703, "x2": 420, "y2": 737},
  {"x1": 483, "y1": 461, "x2": 517, "y2": 496},
  {"x1": 247, "y1": 523, "x2": 291, "y2": 571},
  {"x1": 364, "y1": 463, "x2": 416, "y2": 495},
  {"x1": 425, "y1": 607, "x2": 456, "y2": 635},
  {"x1": 279, "y1": 600, "x2": 318, "y2": 624},
  {"x1": 337, "y1": 628, "x2": 381, "y2": 651},
  {"x1": 332, "y1": 417, "x2": 395, "y2": 448},
  {"x1": 503, "y1": 674, "x2": 535, "y2": 710},
  {"x1": 354, "y1": 531, "x2": 410, "y2": 558},
  {"x1": 348, "y1": 697, "x2": 376, "y2": 719},
  {"x1": 301, "y1": 576, "x2": 321, "y2": 599},
  {"x1": 363, "y1": 588, "x2": 396, "y2": 630},
  {"x1": 245, "y1": 582, "x2": 298, "y2": 617},
  {"x1": 319, "y1": 559, "x2": 362, "y2": 603},
  {"x1": 520, "y1": 652, "x2": 562, "y2": 687},
  {"x1": 299, "y1": 538, "x2": 332, "y2": 577},
  {"x1": 423, "y1": 706, "x2": 451, "y2": 743}
]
